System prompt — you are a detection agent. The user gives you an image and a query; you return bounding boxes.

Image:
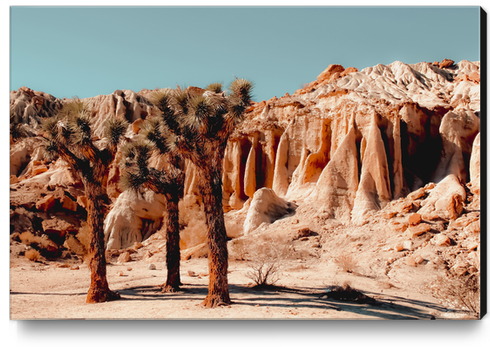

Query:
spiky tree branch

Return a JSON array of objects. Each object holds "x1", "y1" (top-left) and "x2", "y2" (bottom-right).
[
  {"x1": 142, "y1": 79, "x2": 253, "y2": 307},
  {"x1": 41, "y1": 98, "x2": 128, "y2": 303}
]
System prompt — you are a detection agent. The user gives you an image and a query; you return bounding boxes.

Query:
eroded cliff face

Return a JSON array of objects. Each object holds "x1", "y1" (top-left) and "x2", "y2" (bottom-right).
[
  {"x1": 221, "y1": 60, "x2": 480, "y2": 226},
  {"x1": 9, "y1": 59, "x2": 480, "y2": 250}
]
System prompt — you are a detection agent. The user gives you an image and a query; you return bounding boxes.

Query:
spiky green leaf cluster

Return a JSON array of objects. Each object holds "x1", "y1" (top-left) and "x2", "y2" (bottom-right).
[
  {"x1": 40, "y1": 98, "x2": 128, "y2": 165},
  {"x1": 227, "y1": 78, "x2": 254, "y2": 125},
  {"x1": 142, "y1": 78, "x2": 253, "y2": 161},
  {"x1": 105, "y1": 118, "x2": 128, "y2": 146},
  {"x1": 206, "y1": 82, "x2": 223, "y2": 94}
]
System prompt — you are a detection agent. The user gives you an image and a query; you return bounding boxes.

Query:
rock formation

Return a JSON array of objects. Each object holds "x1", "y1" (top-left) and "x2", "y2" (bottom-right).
[
  {"x1": 243, "y1": 188, "x2": 297, "y2": 235},
  {"x1": 10, "y1": 59, "x2": 480, "y2": 253}
]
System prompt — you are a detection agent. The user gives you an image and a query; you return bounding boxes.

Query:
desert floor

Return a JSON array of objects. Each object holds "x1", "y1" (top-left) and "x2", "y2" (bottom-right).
[{"x1": 9, "y1": 250, "x2": 469, "y2": 320}]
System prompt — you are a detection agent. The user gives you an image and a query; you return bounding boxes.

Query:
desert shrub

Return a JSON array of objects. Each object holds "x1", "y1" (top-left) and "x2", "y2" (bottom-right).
[
  {"x1": 334, "y1": 254, "x2": 358, "y2": 274},
  {"x1": 244, "y1": 235, "x2": 290, "y2": 287},
  {"x1": 25, "y1": 248, "x2": 41, "y2": 262},
  {"x1": 323, "y1": 281, "x2": 375, "y2": 304},
  {"x1": 19, "y1": 231, "x2": 51, "y2": 249},
  {"x1": 430, "y1": 271, "x2": 480, "y2": 318}
]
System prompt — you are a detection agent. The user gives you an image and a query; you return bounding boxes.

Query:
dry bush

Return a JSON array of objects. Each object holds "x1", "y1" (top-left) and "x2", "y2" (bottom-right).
[
  {"x1": 323, "y1": 281, "x2": 375, "y2": 304},
  {"x1": 19, "y1": 231, "x2": 54, "y2": 250},
  {"x1": 430, "y1": 271, "x2": 480, "y2": 318},
  {"x1": 244, "y1": 235, "x2": 291, "y2": 287},
  {"x1": 19, "y1": 231, "x2": 44, "y2": 246},
  {"x1": 25, "y1": 248, "x2": 41, "y2": 262},
  {"x1": 334, "y1": 254, "x2": 358, "y2": 274}
]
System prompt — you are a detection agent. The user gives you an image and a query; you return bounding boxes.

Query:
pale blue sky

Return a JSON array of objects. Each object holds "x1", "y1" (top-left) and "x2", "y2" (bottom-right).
[{"x1": 10, "y1": 6, "x2": 481, "y2": 102}]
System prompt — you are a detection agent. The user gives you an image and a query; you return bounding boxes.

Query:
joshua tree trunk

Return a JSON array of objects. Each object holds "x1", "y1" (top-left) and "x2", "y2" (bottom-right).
[
  {"x1": 85, "y1": 183, "x2": 120, "y2": 303},
  {"x1": 161, "y1": 193, "x2": 181, "y2": 292},
  {"x1": 200, "y1": 164, "x2": 230, "y2": 307}
]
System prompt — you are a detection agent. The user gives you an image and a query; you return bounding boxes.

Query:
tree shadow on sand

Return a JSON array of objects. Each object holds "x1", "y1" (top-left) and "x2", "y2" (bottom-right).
[{"x1": 114, "y1": 283, "x2": 450, "y2": 319}]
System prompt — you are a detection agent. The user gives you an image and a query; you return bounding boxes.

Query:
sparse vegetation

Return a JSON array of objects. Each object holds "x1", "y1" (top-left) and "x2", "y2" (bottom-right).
[
  {"x1": 24, "y1": 248, "x2": 41, "y2": 262},
  {"x1": 334, "y1": 254, "x2": 358, "y2": 274},
  {"x1": 120, "y1": 138, "x2": 185, "y2": 292},
  {"x1": 125, "y1": 80, "x2": 253, "y2": 307},
  {"x1": 430, "y1": 271, "x2": 480, "y2": 318},
  {"x1": 244, "y1": 235, "x2": 290, "y2": 288}
]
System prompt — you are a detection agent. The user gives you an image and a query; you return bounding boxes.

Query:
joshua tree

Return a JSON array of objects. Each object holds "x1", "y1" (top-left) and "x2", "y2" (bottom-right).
[
  {"x1": 42, "y1": 98, "x2": 128, "y2": 303},
  {"x1": 141, "y1": 79, "x2": 253, "y2": 307},
  {"x1": 120, "y1": 136, "x2": 185, "y2": 292}
]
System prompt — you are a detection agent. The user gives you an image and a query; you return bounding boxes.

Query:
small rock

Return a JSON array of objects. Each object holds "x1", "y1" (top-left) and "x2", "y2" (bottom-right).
[
  {"x1": 117, "y1": 251, "x2": 132, "y2": 263},
  {"x1": 35, "y1": 194, "x2": 55, "y2": 212},
  {"x1": 77, "y1": 196, "x2": 88, "y2": 209},
  {"x1": 407, "y1": 223, "x2": 431, "y2": 239},
  {"x1": 405, "y1": 257, "x2": 417, "y2": 267},
  {"x1": 61, "y1": 195, "x2": 78, "y2": 212},
  {"x1": 395, "y1": 244, "x2": 404, "y2": 252},
  {"x1": 408, "y1": 213, "x2": 422, "y2": 226},
  {"x1": 147, "y1": 264, "x2": 156, "y2": 270},
  {"x1": 127, "y1": 267, "x2": 133, "y2": 271},
  {"x1": 467, "y1": 251, "x2": 479, "y2": 267},
  {"x1": 118, "y1": 271, "x2": 124, "y2": 276},
  {"x1": 392, "y1": 223, "x2": 408, "y2": 233},
  {"x1": 133, "y1": 242, "x2": 143, "y2": 250},
  {"x1": 70, "y1": 266, "x2": 79, "y2": 270},
  {"x1": 32, "y1": 165, "x2": 48, "y2": 176},
  {"x1": 433, "y1": 234, "x2": 451, "y2": 246},
  {"x1": 403, "y1": 240, "x2": 413, "y2": 251},
  {"x1": 188, "y1": 270, "x2": 197, "y2": 277},
  {"x1": 414, "y1": 255, "x2": 424, "y2": 264},
  {"x1": 464, "y1": 221, "x2": 480, "y2": 234}
]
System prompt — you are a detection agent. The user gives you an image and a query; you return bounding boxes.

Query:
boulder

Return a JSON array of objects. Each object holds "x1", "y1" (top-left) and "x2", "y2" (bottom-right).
[
  {"x1": 418, "y1": 174, "x2": 466, "y2": 220},
  {"x1": 117, "y1": 251, "x2": 132, "y2": 263},
  {"x1": 432, "y1": 109, "x2": 479, "y2": 182},
  {"x1": 408, "y1": 213, "x2": 422, "y2": 226},
  {"x1": 403, "y1": 240, "x2": 413, "y2": 251},
  {"x1": 433, "y1": 234, "x2": 451, "y2": 246},
  {"x1": 60, "y1": 195, "x2": 78, "y2": 212},
  {"x1": 406, "y1": 223, "x2": 431, "y2": 239},
  {"x1": 77, "y1": 196, "x2": 88, "y2": 209},
  {"x1": 243, "y1": 188, "x2": 297, "y2": 235},
  {"x1": 36, "y1": 195, "x2": 55, "y2": 212},
  {"x1": 469, "y1": 133, "x2": 480, "y2": 194},
  {"x1": 131, "y1": 118, "x2": 145, "y2": 134},
  {"x1": 42, "y1": 218, "x2": 76, "y2": 239},
  {"x1": 464, "y1": 221, "x2": 480, "y2": 234},
  {"x1": 439, "y1": 58, "x2": 455, "y2": 69},
  {"x1": 63, "y1": 234, "x2": 87, "y2": 256},
  {"x1": 104, "y1": 190, "x2": 166, "y2": 250},
  {"x1": 468, "y1": 71, "x2": 480, "y2": 83},
  {"x1": 32, "y1": 165, "x2": 48, "y2": 176}
]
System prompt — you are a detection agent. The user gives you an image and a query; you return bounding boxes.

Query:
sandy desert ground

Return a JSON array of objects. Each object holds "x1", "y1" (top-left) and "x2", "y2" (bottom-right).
[{"x1": 9, "y1": 218, "x2": 476, "y2": 321}]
